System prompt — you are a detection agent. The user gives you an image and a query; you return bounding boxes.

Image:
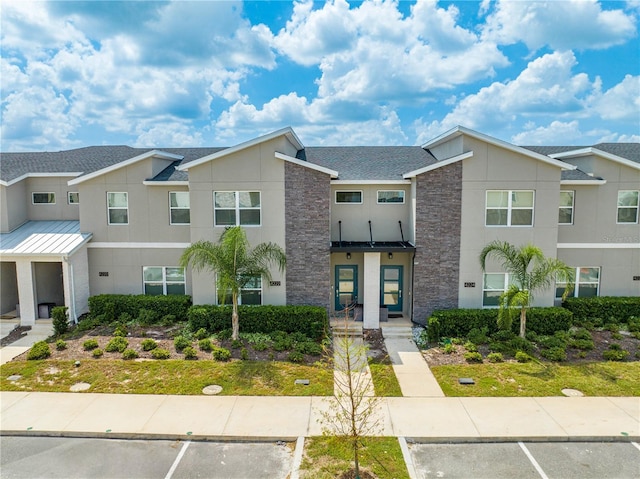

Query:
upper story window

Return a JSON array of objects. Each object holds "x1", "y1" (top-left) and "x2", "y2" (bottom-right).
[
  {"x1": 107, "y1": 192, "x2": 128, "y2": 225},
  {"x1": 556, "y1": 267, "x2": 599, "y2": 298},
  {"x1": 559, "y1": 190, "x2": 574, "y2": 225},
  {"x1": 143, "y1": 266, "x2": 186, "y2": 295},
  {"x1": 214, "y1": 191, "x2": 261, "y2": 226},
  {"x1": 32, "y1": 192, "x2": 55, "y2": 204},
  {"x1": 169, "y1": 191, "x2": 190, "y2": 225},
  {"x1": 336, "y1": 191, "x2": 362, "y2": 204},
  {"x1": 486, "y1": 190, "x2": 534, "y2": 227},
  {"x1": 217, "y1": 275, "x2": 262, "y2": 305},
  {"x1": 67, "y1": 192, "x2": 80, "y2": 205},
  {"x1": 377, "y1": 190, "x2": 405, "y2": 204},
  {"x1": 617, "y1": 190, "x2": 639, "y2": 224}
]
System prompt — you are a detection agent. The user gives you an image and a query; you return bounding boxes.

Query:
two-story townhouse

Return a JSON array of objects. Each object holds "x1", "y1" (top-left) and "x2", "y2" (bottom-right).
[{"x1": 1, "y1": 126, "x2": 638, "y2": 328}]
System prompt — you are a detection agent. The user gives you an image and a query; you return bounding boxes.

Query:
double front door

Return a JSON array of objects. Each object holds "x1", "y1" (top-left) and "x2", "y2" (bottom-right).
[{"x1": 334, "y1": 264, "x2": 403, "y2": 313}]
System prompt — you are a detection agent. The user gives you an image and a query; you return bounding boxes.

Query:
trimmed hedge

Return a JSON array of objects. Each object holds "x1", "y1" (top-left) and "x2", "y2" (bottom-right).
[
  {"x1": 188, "y1": 305, "x2": 328, "y2": 340},
  {"x1": 428, "y1": 307, "x2": 573, "y2": 340},
  {"x1": 562, "y1": 296, "x2": 640, "y2": 325},
  {"x1": 88, "y1": 294, "x2": 192, "y2": 323}
]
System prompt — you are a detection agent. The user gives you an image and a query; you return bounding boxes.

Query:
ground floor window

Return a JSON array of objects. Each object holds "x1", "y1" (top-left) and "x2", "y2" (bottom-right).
[
  {"x1": 556, "y1": 267, "x2": 599, "y2": 298},
  {"x1": 482, "y1": 273, "x2": 511, "y2": 307},
  {"x1": 143, "y1": 267, "x2": 186, "y2": 295},
  {"x1": 217, "y1": 275, "x2": 262, "y2": 305}
]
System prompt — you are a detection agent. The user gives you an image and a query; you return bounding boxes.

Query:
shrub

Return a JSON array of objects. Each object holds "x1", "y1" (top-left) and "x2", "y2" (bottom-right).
[
  {"x1": 138, "y1": 309, "x2": 159, "y2": 326},
  {"x1": 83, "y1": 339, "x2": 99, "y2": 351},
  {"x1": 77, "y1": 317, "x2": 100, "y2": 331},
  {"x1": 51, "y1": 306, "x2": 69, "y2": 336},
  {"x1": 55, "y1": 339, "x2": 67, "y2": 351},
  {"x1": 288, "y1": 351, "x2": 304, "y2": 363},
  {"x1": 92, "y1": 348, "x2": 104, "y2": 358},
  {"x1": 569, "y1": 339, "x2": 594, "y2": 350},
  {"x1": 442, "y1": 343, "x2": 455, "y2": 354},
  {"x1": 141, "y1": 338, "x2": 158, "y2": 351},
  {"x1": 27, "y1": 341, "x2": 51, "y2": 360},
  {"x1": 89, "y1": 294, "x2": 192, "y2": 322},
  {"x1": 113, "y1": 326, "x2": 128, "y2": 337},
  {"x1": 467, "y1": 327, "x2": 489, "y2": 345},
  {"x1": 463, "y1": 341, "x2": 478, "y2": 352},
  {"x1": 252, "y1": 341, "x2": 270, "y2": 351},
  {"x1": 570, "y1": 328, "x2": 592, "y2": 340},
  {"x1": 240, "y1": 332, "x2": 272, "y2": 344},
  {"x1": 295, "y1": 341, "x2": 323, "y2": 356},
  {"x1": 216, "y1": 329, "x2": 233, "y2": 341},
  {"x1": 240, "y1": 347, "x2": 249, "y2": 360},
  {"x1": 173, "y1": 336, "x2": 191, "y2": 352},
  {"x1": 563, "y1": 296, "x2": 640, "y2": 325},
  {"x1": 464, "y1": 351, "x2": 483, "y2": 363},
  {"x1": 487, "y1": 352, "x2": 504, "y2": 363},
  {"x1": 540, "y1": 347, "x2": 567, "y2": 362},
  {"x1": 182, "y1": 346, "x2": 198, "y2": 360},
  {"x1": 427, "y1": 317, "x2": 440, "y2": 343},
  {"x1": 198, "y1": 339, "x2": 213, "y2": 352},
  {"x1": 628, "y1": 316, "x2": 640, "y2": 333},
  {"x1": 118, "y1": 312, "x2": 133, "y2": 324},
  {"x1": 151, "y1": 348, "x2": 171, "y2": 360},
  {"x1": 194, "y1": 328, "x2": 209, "y2": 340},
  {"x1": 492, "y1": 330, "x2": 516, "y2": 342},
  {"x1": 105, "y1": 337, "x2": 128, "y2": 353},
  {"x1": 515, "y1": 351, "x2": 533, "y2": 363},
  {"x1": 539, "y1": 336, "x2": 566, "y2": 350},
  {"x1": 605, "y1": 323, "x2": 620, "y2": 333},
  {"x1": 231, "y1": 339, "x2": 243, "y2": 349},
  {"x1": 612, "y1": 332, "x2": 624, "y2": 340},
  {"x1": 160, "y1": 314, "x2": 176, "y2": 326},
  {"x1": 602, "y1": 346, "x2": 629, "y2": 361},
  {"x1": 186, "y1": 304, "x2": 328, "y2": 339},
  {"x1": 122, "y1": 349, "x2": 139, "y2": 360},
  {"x1": 212, "y1": 346, "x2": 231, "y2": 361}
]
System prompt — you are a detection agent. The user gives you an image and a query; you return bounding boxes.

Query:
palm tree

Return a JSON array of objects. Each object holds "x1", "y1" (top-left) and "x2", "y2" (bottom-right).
[
  {"x1": 479, "y1": 241, "x2": 574, "y2": 338},
  {"x1": 180, "y1": 226, "x2": 286, "y2": 340}
]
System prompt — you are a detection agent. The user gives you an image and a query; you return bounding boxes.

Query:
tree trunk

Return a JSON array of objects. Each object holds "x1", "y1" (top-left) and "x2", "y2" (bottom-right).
[
  {"x1": 232, "y1": 292, "x2": 239, "y2": 340},
  {"x1": 519, "y1": 307, "x2": 527, "y2": 338},
  {"x1": 353, "y1": 438, "x2": 360, "y2": 479}
]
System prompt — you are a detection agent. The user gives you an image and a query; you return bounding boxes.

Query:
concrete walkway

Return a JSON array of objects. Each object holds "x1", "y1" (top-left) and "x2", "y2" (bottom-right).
[
  {"x1": 0, "y1": 321, "x2": 53, "y2": 366},
  {"x1": 383, "y1": 337, "x2": 445, "y2": 397}
]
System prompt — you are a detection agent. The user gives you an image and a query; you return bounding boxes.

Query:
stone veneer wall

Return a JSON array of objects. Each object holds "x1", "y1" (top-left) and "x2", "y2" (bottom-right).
[
  {"x1": 412, "y1": 162, "x2": 462, "y2": 324},
  {"x1": 284, "y1": 162, "x2": 331, "y2": 309}
]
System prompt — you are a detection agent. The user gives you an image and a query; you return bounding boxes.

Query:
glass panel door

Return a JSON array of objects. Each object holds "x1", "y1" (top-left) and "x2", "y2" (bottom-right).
[
  {"x1": 335, "y1": 265, "x2": 358, "y2": 311},
  {"x1": 381, "y1": 266, "x2": 403, "y2": 312}
]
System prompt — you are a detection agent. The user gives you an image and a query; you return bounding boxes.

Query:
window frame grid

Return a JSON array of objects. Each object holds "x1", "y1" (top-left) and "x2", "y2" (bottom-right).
[
  {"x1": 482, "y1": 272, "x2": 510, "y2": 308},
  {"x1": 213, "y1": 191, "x2": 261, "y2": 227},
  {"x1": 377, "y1": 190, "x2": 405, "y2": 204},
  {"x1": 556, "y1": 266, "x2": 600, "y2": 299},
  {"x1": 335, "y1": 190, "x2": 363, "y2": 204},
  {"x1": 616, "y1": 190, "x2": 639, "y2": 224},
  {"x1": 107, "y1": 192, "x2": 129, "y2": 225},
  {"x1": 143, "y1": 266, "x2": 186, "y2": 296},
  {"x1": 558, "y1": 190, "x2": 574, "y2": 225},
  {"x1": 485, "y1": 190, "x2": 535, "y2": 227},
  {"x1": 216, "y1": 275, "x2": 263, "y2": 306},
  {"x1": 67, "y1": 192, "x2": 80, "y2": 205},
  {"x1": 169, "y1": 191, "x2": 190, "y2": 225}
]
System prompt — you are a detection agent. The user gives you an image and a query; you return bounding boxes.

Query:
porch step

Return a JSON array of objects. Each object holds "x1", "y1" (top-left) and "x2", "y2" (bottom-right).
[
  {"x1": 381, "y1": 325, "x2": 414, "y2": 340},
  {"x1": 330, "y1": 320, "x2": 363, "y2": 337}
]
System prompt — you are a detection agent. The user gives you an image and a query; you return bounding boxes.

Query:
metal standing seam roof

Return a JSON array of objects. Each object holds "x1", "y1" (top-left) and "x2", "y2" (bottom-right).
[{"x1": 0, "y1": 221, "x2": 92, "y2": 256}]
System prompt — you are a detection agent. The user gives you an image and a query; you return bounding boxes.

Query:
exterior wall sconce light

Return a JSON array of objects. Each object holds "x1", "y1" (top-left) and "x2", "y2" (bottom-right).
[
  {"x1": 346, "y1": 252, "x2": 351, "y2": 260},
  {"x1": 388, "y1": 252, "x2": 393, "y2": 259}
]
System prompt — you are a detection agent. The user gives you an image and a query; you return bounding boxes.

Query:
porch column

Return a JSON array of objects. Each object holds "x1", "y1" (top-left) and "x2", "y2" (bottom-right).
[
  {"x1": 15, "y1": 259, "x2": 37, "y2": 326},
  {"x1": 363, "y1": 252, "x2": 380, "y2": 329}
]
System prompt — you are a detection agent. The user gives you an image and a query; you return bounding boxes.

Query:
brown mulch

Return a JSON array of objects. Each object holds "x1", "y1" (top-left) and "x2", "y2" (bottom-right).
[
  {"x1": 422, "y1": 330, "x2": 640, "y2": 366},
  {"x1": 338, "y1": 469, "x2": 377, "y2": 479},
  {"x1": 363, "y1": 328, "x2": 389, "y2": 361},
  {"x1": 0, "y1": 326, "x2": 31, "y2": 347}
]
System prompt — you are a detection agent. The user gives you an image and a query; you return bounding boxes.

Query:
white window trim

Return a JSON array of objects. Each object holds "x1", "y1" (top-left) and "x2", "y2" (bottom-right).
[
  {"x1": 216, "y1": 275, "x2": 263, "y2": 305},
  {"x1": 616, "y1": 190, "x2": 639, "y2": 225},
  {"x1": 485, "y1": 190, "x2": 535, "y2": 227},
  {"x1": 143, "y1": 266, "x2": 186, "y2": 295},
  {"x1": 67, "y1": 192, "x2": 79, "y2": 205},
  {"x1": 335, "y1": 190, "x2": 363, "y2": 204},
  {"x1": 32, "y1": 192, "x2": 56, "y2": 205},
  {"x1": 559, "y1": 190, "x2": 574, "y2": 225},
  {"x1": 169, "y1": 191, "x2": 190, "y2": 225},
  {"x1": 482, "y1": 272, "x2": 509, "y2": 308},
  {"x1": 556, "y1": 266, "x2": 600, "y2": 298},
  {"x1": 107, "y1": 192, "x2": 129, "y2": 225},
  {"x1": 377, "y1": 190, "x2": 405, "y2": 204},
  {"x1": 213, "y1": 191, "x2": 262, "y2": 227}
]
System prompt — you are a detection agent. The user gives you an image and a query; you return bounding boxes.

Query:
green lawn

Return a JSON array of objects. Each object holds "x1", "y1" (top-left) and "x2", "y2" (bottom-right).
[
  {"x1": 0, "y1": 359, "x2": 334, "y2": 396},
  {"x1": 299, "y1": 436, "x2": 409, "y2": 479},
  {"x1": 431, "y1": 361, "x2": 640, "y2": 397},
  {"x1": 369, "y1": 361, "x2": 403, "y2": 396}
]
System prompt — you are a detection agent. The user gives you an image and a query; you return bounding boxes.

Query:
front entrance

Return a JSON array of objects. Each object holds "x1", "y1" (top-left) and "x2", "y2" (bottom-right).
[
  {"x1": 381, "y1": 265, "x2": 403, "y2": 312},
  {"x1": 335, "y1": 265, "x2": 358, "y2": 311}
]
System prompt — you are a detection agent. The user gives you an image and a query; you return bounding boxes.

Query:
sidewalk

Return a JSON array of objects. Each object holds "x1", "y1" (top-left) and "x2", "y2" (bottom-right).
[
  {"x1": 1, "y1": 322, "x2": 639, "y2": 443},
  {"x1": 0, "y1": 321, "x2": 53, "y2": 366}
]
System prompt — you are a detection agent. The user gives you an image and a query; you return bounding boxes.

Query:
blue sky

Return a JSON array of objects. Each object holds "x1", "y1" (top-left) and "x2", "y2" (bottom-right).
[{"x1": 1, "y1": 0, "x2": 639, "y2": 151}]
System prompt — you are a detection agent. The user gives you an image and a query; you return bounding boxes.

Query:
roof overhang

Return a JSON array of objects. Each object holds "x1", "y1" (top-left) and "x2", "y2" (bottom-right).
[
  {"x1": 0, "y1": 221, "x2": 92, "y2": 257},
  {"x1": 178, "y1": 127, "x2": 304, "y2": 171},
  {"x1": 403, "y1": 151, "x2": 473, "y2": 178},
  {"x1": 422, "y1": 126, "x2": 577, "y2": 170},
  {"x1": 142, "y1": 181, "x2": 189, "y2": 186},
  {"x1": 560, "y1": 179, "x2": 607, "y2": 185},
  {"x1": 68, "y1": 150, "x2": 183, "y2": 186},
  {"x1": 330, "y1": 241, "x2": 416, "y2": 253},
  {"x1": 331, "y1": 180, "x2": 411, "y2": 185},
  {"x1": 550, "y1": 147, "x2": 640, "y2": 171},
  {"x1": 1, "y1": 172, "x2": 83, "y2": 187},
  {"x1": 275, "y1": 152, "x2": 338, "y2": 178}
]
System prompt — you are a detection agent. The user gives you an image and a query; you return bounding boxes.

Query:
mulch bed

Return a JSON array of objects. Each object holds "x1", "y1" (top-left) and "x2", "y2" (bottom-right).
[{"x1": 0, "y1": 326, "x2": 31, "y2": 347}]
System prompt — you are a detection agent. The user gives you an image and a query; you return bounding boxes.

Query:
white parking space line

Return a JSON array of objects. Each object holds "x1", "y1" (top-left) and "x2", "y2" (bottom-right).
[
  {"x1": 632, "y1": 442, "x2": 640, "y2": 453},
  {"x1": 518, "y1": 442, "x2": 549, "y2": 479},
  {"x1": 164, "y1": 440, "x2": 191, "y2": 479}
]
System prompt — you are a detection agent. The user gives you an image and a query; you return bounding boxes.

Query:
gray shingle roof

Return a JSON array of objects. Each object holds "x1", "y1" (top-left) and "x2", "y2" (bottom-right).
[
  {"x1": 561, "y1": 168, "x2": 604, "y2": 181},
  {"x1": 523, "y1": 144, "x2": 640, "y2": 164},
  {"x1": 297, "y1": 146, "x2": 437, "y2": 180}
]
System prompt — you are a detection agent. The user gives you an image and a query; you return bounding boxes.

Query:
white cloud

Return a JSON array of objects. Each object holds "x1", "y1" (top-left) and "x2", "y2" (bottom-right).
[
  {"x1": 510, "y1": 121, "x2": 584, "y2": 145},
  {"x1": 483, "y1": 0, "x2": 637, "y2": 51},
  {"x1": 134, "y1": 123, "x2": 204, "y2": 148},
  {"x1": 591, "y1": 74, "x2": 640, "y2": 121}
]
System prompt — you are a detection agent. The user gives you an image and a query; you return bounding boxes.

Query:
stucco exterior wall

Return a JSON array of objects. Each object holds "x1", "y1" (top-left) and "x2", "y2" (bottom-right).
[
  {"x1": 26, "y1": 177, "x2": 80, "y2": 221},
  {"x1": 457, "y1": 139, "x2": 562, "y2": 309},
  {"x1": 0, "y1": 261, "x2": 18, "y2": 314},
  {"x1": 330, "y1": 184, "x2": 412, "y2": 243},
  {"x1": 1, "y1": 182, "x2": 28, "y2": 232},
  {"x1": 428, "y1": 135, "x2": 464, "y2": 160},
  {"x1": 412, "y1": 162, "x2": 462, "y2": 323},
  {"x1": 285, "y1": 161, "x2": 331, "y2": 308}
]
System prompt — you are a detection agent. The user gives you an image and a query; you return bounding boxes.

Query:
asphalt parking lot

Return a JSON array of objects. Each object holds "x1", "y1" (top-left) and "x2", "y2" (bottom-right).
[{"x1": 408, "y1": 441, "x2": 640, "y2": 479}]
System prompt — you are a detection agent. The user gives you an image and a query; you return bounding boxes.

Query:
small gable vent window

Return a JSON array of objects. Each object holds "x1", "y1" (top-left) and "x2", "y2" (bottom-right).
[{"x1": 377, "y1": 190, "x2": 405, "y2": 204}]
